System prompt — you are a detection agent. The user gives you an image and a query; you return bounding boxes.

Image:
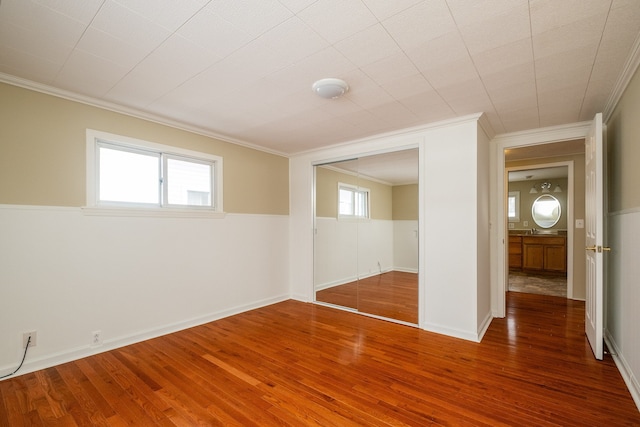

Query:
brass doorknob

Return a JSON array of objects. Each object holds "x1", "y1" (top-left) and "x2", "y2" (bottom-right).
[
  {"x1": 586, "y1": 246, "x2": 597, "y2": 252},
  {"x1": 602, "y1": 246, "x2": 611, "y2": 252}
]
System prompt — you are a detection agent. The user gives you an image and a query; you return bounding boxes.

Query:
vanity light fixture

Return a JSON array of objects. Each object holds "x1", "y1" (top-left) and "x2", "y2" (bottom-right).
[
  {"x1": 312, "y1": 78, "x2": 349, "y2": 99},
  {"x1": 530, "y1": 182, "x2": 561, "y2": 194}
]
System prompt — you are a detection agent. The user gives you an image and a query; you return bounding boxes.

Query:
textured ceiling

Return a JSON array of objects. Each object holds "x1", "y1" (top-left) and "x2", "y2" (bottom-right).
[{"x1": 1, "y1": 0, "x2": 640, "y2": 155}]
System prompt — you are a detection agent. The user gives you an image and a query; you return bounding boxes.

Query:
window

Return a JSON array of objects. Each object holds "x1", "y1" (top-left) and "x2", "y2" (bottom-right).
[
  {"x1": 338, "y1": 183, "x2": 369, "y2": 218},
  {"x1": 86, "y1": 130, "x2": 223, "y2": 217},
  {"x1": 508, "y1": 191, "x2": 520, "y2": 222}
]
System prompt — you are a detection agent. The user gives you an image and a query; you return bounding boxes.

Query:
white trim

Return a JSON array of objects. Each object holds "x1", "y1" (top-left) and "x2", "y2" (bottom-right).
[
  {"x1": 81, "y1": 206, "x2": 226, "y2": 219},
  {"x1": 0, "y1": 294, "x2": 289, "y2": 381},
  {"x1": 492, "y1": 121, "x2": 591, "y2": 146},
  {"x1": 422, "y1": 321, "x2": 484, "y2": 343},
  {"x1": 605, "y1": 331, "x2": 640, "y2": 411},
  {"x1": 0, "y1": 73, "x2": 287, "y2": 157},
  {"x1": 477, "y1": 311, "x2": 494, "y2": 342},
  {"x1": 301, "y1": 113, "x2": 484, "y2": 157},
  {"x1": 86, "y1": 129, "x2": 224, "y2": 213},
  {"x1": 603, "y1": 32, "x2": 640, "y2": 122},
  {"x1": 492, "y1": 122, "x2": 589, "y2": 317}
]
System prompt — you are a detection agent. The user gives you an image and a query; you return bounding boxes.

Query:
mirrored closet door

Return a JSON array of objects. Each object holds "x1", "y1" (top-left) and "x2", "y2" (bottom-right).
[{"x1": 313, "y1": 149, "x2": 419, "y2": 324}]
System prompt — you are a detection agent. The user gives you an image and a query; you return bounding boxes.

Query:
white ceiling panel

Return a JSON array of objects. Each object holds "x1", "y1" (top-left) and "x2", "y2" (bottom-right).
[
  {"x1": 104, "y1": 35, "x2": 220, "y2": 107},
  {"x1": 89, "y1": 1, "x2": 171, "y2": 52},
  {"x1": 334, "y1": 24, "x2": 401, "y2": 68},
  {"x1": 361, "y1": 52, "x2": 418, "y2": 87},
  {"x1": 472, "y1": 38, "x2": 534, "y2": 77},
  {"x1": 298, "y1": 0, "x2": 378, "y2": 44},
  {"x1": 383, "y1": 73, "x2": 433, "y2": 100},
  {"x1": 408, "y1": 31, "x2": 472, "y2": 75},
  {"x1": 278, "y1": 0, "x2": 317, "y2": 14},
  {"x1": 446, "y1": 0, "x2": 528, "y2": 28},
  {"x1": 454, "y1": 2, "x2": 530, "y2": 55},
  {"x1": 382, "y1": 1, "x2": 457, "y2": 51},
  {"x1": 54, "y1": 49, "x2": 130, "y2": 97},
  {"x1": 529, "y1": 0, "x2": 611, "y2": 35},
  {"x1": 33, "y1": 0, "x2": 104, "y2": 24},
  {"x1": 112, "y1": 0, "x2": 208, "y2": 32},
  {"x1": 175, "y1": 5, "x2": 254, "y2": 58},
  {"x1": 532, "y1": 13, "x2": 606, "y2": 59},
  {"x1": 421, "y1": 56, "x2": 479, "y2": 90},
  {"x1": 1, "y1": 0, "x2": 640, "y2": 154},
  {"x1": 437, "y1": 78, "x2": 493, "y2": 116},
  {"x1": 361, "y1": 0, "x2": 422, "y2": 21},
  {"x1": 75, "y1": 27, "x2": 151, "y2": 71},
  {"x1": 208, "y1": 0, "x2": 293, "y2": 38}
]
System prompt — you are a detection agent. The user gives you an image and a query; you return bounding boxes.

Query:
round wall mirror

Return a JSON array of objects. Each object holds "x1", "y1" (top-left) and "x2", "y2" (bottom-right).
[{"x1": 531, "y1": 194, "x2": 561, "y2": 228}]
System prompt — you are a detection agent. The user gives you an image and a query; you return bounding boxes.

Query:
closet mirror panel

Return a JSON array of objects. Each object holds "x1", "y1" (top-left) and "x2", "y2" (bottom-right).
[{"x1": 314, "y1": 149, "x2": 419, "y2": 324}]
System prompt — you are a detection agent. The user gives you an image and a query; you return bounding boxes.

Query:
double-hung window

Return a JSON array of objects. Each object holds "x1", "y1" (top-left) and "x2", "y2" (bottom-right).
[
  {"x1": 338, "y1": 183, "x2": 369, "y2": 219},
  {"x1": 86, "y1": 130, "x2": 223, "y2": 217}
]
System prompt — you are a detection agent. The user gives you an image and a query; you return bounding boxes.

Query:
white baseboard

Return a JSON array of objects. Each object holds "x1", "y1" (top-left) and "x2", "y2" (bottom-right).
[
  {"x1": 604, "y1": 330, "x2": 640, "y2": 411},
  {"x1": 477, "y1": 311, "x2": 494, "y2": 342},
  {"x1": 421, "y1": 321, "x2": 482, "y2": 343},
  {"x1": 0, "y1": 293, "x2": 290, "y2": 380}
]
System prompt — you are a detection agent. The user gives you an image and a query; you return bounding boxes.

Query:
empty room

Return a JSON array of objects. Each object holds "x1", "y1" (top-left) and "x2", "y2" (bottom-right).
[{"x1": 1, "y1": 1, "x2": 640, "y2": 425}]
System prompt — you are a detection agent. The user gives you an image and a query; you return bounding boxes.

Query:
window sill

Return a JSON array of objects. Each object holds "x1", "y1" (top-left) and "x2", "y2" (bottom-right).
[{"x1": 81, "y1": 206, "x2": 226, "y2": 219}]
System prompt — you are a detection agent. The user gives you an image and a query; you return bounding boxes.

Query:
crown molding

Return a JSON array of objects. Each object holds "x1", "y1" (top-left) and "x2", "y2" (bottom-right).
[
  {"x1": 477, "y1": 112, "x2": 496, "y2": 141},
  {"x1": 0, "y1": 73, "x2": 288, "y2": 158},
  {"x1": 491, "y1": 120, "x2": 591, "y2": 148},
  {"x1": 292, "y1": 113, "x2": 485, "y2": 157},
  {"x1": 603, "y1": 31, "x2": 640, "y2": 122}
]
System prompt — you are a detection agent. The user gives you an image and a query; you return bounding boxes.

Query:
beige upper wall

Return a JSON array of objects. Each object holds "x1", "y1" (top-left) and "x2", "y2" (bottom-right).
[
  {"x1": 315, "y1": 166, "x2": 392, "y2": 220},
  {"x1": 0, "y1": 83, "x2": 288, "y2": 214},
  {"x1": 607, "y1": 65, "x2": 640, "y2": 212},
  {"x1": 392, "y1": 184, "x2": 418, "y2": 220}
]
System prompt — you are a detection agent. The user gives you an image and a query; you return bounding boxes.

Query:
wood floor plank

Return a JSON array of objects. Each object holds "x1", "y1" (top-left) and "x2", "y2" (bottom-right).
[{"x1": 0, "y1": 292, "x2": 639, "y2": 425}]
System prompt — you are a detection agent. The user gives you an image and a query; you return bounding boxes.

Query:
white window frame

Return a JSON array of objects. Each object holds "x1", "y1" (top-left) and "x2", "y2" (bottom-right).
[
  {"x1": 84, "y1": 129, "x2": 224, "y2": 218},
  {"x1": 508, "y1": 191, "x2": 520, "y2": 222},
  {"x1": 338, "y1": 182, "x2": 370, "y2": 219}
]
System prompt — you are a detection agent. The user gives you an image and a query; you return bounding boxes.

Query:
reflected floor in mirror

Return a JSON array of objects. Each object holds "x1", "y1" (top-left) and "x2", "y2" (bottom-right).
[
  {"x1": 509, "y1": 271, "x2": 567, "y2": 297},
  {"x1": 316, "y1": 271, "x2": 418, "y2": 324}
]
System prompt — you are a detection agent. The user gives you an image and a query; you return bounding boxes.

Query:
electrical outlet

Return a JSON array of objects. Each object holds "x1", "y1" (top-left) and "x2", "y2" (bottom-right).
[
  {"x1": 91, "y1": 330, "x2": 103, "y2": 346},
  {"x1": 22, "y1": 331, "x2": 37, "y2": 348}
]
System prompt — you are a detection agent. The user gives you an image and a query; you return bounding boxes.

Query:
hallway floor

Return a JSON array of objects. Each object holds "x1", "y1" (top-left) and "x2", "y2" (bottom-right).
[{"x1": 508, "y1": 271, "x2": 567, "y2": 297}]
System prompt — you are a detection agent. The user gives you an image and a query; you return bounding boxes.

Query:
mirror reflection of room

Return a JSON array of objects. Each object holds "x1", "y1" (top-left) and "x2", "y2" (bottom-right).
[
  {"x1": 314, "y1": 149, "x2": 418, "y2": 324},
  {"x1": 507, "y1": 167, "x2": 568, "y2": 298}
]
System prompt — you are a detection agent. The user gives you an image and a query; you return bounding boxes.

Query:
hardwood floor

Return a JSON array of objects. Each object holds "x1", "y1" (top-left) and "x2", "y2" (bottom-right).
[
  {"x1": 315, "y1": 271, "x2": 418, "y2": 323},
  {"x1": 1, "y1": 292, "x2": 638, "y2": 426}
]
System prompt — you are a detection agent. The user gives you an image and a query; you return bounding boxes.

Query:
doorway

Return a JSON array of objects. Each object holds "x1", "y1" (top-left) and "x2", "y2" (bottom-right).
[
  {"x1": 506, "y1": 164, "x2": 570, "y2": 298},
  {"x1": 503, "y1": 141, "x2": 585, "y2": 303}
]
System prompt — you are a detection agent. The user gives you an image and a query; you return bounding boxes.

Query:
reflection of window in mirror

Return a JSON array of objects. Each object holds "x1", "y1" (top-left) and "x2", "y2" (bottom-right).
[
  {"x1": 508, "y1": 191, "x2": 520, "y2": 222},
  {"x1": 338, "y1": 183, "x2": 369, "y2": 218},
  {"x1": 531, "y1": 194, "x2": 561, "y2": 228}
]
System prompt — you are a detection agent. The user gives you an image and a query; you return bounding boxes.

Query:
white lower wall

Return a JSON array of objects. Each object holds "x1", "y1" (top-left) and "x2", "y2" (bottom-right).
[
  {"x1": 0, "y1": 205, "x2": 289, "y2": 378},
  {"x1": 605, "y1": 209, "x2": 640, "y2": 409},
  {"x1": 313, "y1": 217, "x2": 417, "y2": 289},
  {"x1": 393, "y1": 220, "x2": 419, "y2": 273}
]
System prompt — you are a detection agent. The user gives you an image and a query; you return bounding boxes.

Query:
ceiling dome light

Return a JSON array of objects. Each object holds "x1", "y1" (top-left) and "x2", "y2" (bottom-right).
[{"x1": 312, "y1": 78, "x2": 349, "y2": 99}]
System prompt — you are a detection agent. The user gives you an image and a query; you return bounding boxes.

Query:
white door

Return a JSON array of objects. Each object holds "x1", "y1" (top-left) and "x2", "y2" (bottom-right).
[{"x1": 585, "y1": 113, "x2": 605, "y2": 360}]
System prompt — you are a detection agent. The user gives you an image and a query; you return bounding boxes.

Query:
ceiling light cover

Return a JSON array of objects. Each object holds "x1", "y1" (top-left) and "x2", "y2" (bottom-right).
[{"x1": 312, "y1": 78, "x2": 349, "y2": 99}]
